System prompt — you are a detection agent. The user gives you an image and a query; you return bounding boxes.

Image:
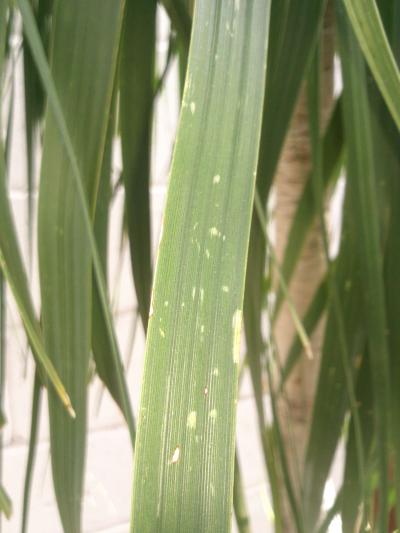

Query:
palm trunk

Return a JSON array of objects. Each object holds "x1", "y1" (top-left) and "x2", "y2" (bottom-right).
[{"x1": 274, "y1": 4, "x2": 335, "y2": 530}]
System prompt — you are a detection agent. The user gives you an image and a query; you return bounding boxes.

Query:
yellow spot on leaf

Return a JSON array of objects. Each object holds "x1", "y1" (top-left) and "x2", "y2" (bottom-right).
[
  {"x1": 209, "y1": 409, "x2": 217, "y2": 420},
  {"x1": 232, "y1": 309, "x2": 242, "y2": 364},
  {"x1": 187, "y1": 411, "x2": 197, "y2": 429}
]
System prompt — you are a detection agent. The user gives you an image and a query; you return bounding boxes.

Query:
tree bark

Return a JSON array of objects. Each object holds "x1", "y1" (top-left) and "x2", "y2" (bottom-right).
[{"x1": 274, "y1": 3, "x2": 335, "y2": 530}]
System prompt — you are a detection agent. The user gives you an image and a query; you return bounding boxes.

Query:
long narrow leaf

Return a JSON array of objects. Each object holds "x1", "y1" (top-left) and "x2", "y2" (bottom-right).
[
  {"x1": 92, "y1": 90, "x2": 135, "y2": 442},
  {"x1": 342, "y1": 0, "x2": 400, "y2": 131},
  {"x1": 131, "y1": 1, "x2": 271, "y2": 530},
  {"x1": 304, "y1": 46, "x2": 365, "y2": 529},
  {"x1": 17, "y1": 0, "x2": 133, "y2": 456},
  {"x1": 119, "y1": 0, "x2": 156, "y2": 332},
  {"x1": 337, "y1": 3, "x2": 391, "y2": 529},
  {"x1": 245, "y1": 0, "x2": 328, "y2": 353},
  {"x1": 35, "y1": 2, "x2": 125, "y2": 531},
  {"x1": 233, "y1": 452, "x2": 251, "y2": 533},
  {"x1": 341, "y1": 350, "x2": 374, "y2": 532},
  {"x1": 0, "y1": 146, "x2": 73, "y2": 415},
  {"x1": 21, "y1": 371, "x2": 42, "y2": 533}
]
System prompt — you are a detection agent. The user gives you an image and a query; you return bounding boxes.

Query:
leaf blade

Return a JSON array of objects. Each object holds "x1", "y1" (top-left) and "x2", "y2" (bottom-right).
[{"x1": 131, "y1": 1, "x2": 271, "y2": 530}]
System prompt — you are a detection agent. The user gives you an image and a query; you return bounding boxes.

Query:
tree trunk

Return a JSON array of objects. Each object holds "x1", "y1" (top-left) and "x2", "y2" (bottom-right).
[{"x1": 274, "y1": 3, "x2": 335, "y2": 530}]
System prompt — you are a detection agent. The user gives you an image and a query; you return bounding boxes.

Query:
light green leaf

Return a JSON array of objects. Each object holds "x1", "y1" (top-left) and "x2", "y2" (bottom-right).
[
  {"x1": 131, "y1": 1, "x2": 271, "y2": 531},
  {"x1": 0, "y1": 485, "x2": 11, "y2": 520}
]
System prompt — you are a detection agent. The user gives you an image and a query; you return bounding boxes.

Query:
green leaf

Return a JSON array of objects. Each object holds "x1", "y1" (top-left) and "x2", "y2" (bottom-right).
[
  {"x1": 17, "y1": 2, "x2": 138, "y2": 524},
  {"x1": 342, "y1": 0, "x2": 400, "y2": 131},
  {"x1": 0, "y1": 0, "x2": 7, "y2": 82},
  {"x1": 21, "y1": 371, "x2": 42, "y2": 533},
  {"x1": 384, "y1": 102, "x2": 400, "y2": 533},
  {"x1": 0, "y1": 145, "x2": 73, "y2": 415},
  {"x1": 371, "y1": 3, "x2": 400, "y2": 526},
  {"x1": 257, "y1": 0, "x2": 328, "y2": 201},
  {"x1": 341, "y1": 350, "x2": 374, "y2": 532},
  {"x1": 17, "y1": 0, "x2": 132, "y2": 444},
  {"x1": 243, "y1": 8, "x2": 329, "y2": 498},
  {"x1": 265, "y1": 340, "x2": 305, "y2": 532},
  {"x1": 22, "y1": 0, "x2": 51, "y2": 263},
  {"x1": 0, "y1": 485, "x2": 11, "y2": 520},
  {"x1": 303, "y1": 42, "x2": 366, "y2": 529},
  {"x1": 131, "y1": 1, "x2": 271, "y2": 531},
  {"x1": 119, "y1": 0, "x2": 157, "y2": 332},
  {"x1": 337, "y1": 2, "x2": 391, "y2": 529},
  {"x1": 233, "y1": 452, "x2": 251, "y2": 533},
  {"x1": 161, "y1": 0, "x2": 192, "y2": 48},
  {"x1": 92, "y1": 90, "x2": 135, "y2": 441},
  {"x1": 302, "y1": 197, "x2": 365, "y2": 527},
  {"x1": 34, "y1": 1, "x2": 125, "y2": 530}
]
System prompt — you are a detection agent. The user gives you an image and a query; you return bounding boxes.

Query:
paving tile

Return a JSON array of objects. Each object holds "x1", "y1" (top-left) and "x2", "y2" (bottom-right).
[{"x1": 3, "y1": 426, "x2": 133, "y2": 533}]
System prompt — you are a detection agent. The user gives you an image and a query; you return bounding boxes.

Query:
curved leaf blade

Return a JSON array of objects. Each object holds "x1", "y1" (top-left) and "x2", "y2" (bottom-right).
[{"x1": 342, "y1": 0, "x2": 400, "y2": 131}]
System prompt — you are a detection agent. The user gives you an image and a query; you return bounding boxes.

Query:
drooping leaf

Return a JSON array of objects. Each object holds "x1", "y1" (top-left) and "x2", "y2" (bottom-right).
[
  {"x1": 0, "y1": 144, "x2": 73, "y2": 415},
  {"x1": 342, "y1": 0, "x2": 400, "y2": 131},
  {"x1": 131, "y1": 1, "x2": 271, "y2": 531},
  {"x1": 17, "y1": 0, "x2": 131, "y2": 447},
  {"x1": 34, "y1": 1, "x2": 125, "y2": 530}
]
